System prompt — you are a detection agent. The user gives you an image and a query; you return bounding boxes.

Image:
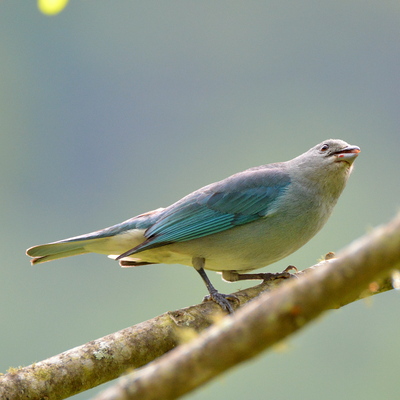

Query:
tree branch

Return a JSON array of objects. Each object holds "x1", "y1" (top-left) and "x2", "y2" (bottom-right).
[
  {"x1": 0, "y1": 275, "x2": 296, "y2": 400},
  {"x1": 1, "y1": 214, "x2": 399, "y2": 400},
  {"x1": 91, "y1": 213, "x2": 400, "y2": 400}
]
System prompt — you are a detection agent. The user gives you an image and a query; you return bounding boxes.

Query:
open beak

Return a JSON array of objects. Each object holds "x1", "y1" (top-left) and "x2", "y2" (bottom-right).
[{"x1": 333, "y1": 145, "x2": 360, "y2": 164}]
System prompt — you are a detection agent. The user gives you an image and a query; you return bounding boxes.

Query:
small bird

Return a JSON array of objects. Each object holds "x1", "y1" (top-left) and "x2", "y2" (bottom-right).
[{"x1": 27, "y1": 139, "x2": 360, "y2": 312}]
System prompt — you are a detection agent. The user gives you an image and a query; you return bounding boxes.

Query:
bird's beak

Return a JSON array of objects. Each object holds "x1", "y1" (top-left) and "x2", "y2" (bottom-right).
[{"x1": 333, "y1": 145, "x2": 360, "y2": 164}]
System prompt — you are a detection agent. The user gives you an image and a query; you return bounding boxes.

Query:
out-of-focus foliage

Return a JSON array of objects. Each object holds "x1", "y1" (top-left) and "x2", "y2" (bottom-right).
[{"x1": 38, "y1": 0, "x2": 69, "y2": 15}]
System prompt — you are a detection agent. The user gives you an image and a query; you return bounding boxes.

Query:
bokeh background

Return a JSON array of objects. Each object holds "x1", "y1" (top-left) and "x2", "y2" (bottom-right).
[{"x1": 1, "y1": 2, "x2": 399, "y2": 399}]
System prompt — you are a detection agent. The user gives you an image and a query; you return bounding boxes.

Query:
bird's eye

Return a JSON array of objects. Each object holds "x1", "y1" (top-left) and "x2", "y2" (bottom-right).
[{"x1": 320, "y1": 144, "x2": 329, "y2": 152}]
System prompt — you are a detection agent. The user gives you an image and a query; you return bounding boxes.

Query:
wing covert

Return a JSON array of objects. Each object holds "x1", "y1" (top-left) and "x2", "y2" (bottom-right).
[{"x1": 126, "y1": 166, "x2": 291, "y2": 254}]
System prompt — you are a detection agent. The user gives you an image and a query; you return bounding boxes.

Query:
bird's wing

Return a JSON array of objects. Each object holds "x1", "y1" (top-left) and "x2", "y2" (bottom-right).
[{"x1": 118, "y1": 166, "x2": 290, "y2": 257}]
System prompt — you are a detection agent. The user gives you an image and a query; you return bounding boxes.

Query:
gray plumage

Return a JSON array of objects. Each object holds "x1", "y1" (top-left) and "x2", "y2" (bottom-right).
[{"x1": 27, "y1": 139, "x2": 360, "y2": 312}]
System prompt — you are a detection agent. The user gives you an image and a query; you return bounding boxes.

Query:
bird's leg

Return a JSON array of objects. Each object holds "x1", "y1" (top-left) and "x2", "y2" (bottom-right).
[
  {"x1": 192, "y1": 257, "x2": 237, "y2": 313},
  {"x1": 222, "y1": 265, "x2": 298, "y2": 282}
]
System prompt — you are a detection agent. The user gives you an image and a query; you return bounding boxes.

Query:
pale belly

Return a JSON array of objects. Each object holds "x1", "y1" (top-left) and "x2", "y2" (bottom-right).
[{"x1": 117, "y1": 212, "x2": 326, "y2": 272}]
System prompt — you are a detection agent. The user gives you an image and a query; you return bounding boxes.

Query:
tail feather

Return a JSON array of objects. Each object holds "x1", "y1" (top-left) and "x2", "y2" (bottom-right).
[
  {"x1": 26, "y1": 227, "x2": 147, "y2": 265},
  {"x1": 26, "y1": 238, "x2": 105, "y2": 265},
  {"x1": 29, "y1": 248, "x2": 89, "y2": 265},
  {"x1": 26, "y1": 208, "x2": 164, "y2": 265}
]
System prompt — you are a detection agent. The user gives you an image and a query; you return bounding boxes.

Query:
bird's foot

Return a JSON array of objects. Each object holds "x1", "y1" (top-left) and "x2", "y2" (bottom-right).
[
  {"x1": 224, "y1": 265, "x2": 298, "y2": 282},
  {"x1": 244, "y1": 265, "x2": 298, "y2": 282},
  {"x1": 203, "y1": 291, "x2": 238, "y2": 313},
  {"x1": 262, "y1": 265, "x2": 298, "y2": 281}
]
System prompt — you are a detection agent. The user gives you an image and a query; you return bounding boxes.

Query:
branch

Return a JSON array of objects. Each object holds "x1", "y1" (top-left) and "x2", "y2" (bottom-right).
[
  {"x1": 1, "y1": 214, "x2": 399, "y2": 400},
  {"x1": 91, "y1": 213, "x2": 400, "y2": 400},
  {"x1": 0, "y1": 274, "x2": 299, "y2": 400}
]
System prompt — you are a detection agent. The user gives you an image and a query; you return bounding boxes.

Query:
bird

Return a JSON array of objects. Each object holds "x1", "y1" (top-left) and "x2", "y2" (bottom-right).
[{"x1": 27, "y1": 139, "x2": 360, "y2": 313}]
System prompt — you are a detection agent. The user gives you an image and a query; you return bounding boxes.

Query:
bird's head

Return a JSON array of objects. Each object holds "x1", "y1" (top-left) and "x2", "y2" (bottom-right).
[
  {"x1": 289, "y1": 139, "x2": 360, "y2": 194},
  {"x1": 295, "y1": 139, "x2": 360, "y2": 171},
  {"x1": 314, "y1": 139, "x2": 360, "y2": 166}
]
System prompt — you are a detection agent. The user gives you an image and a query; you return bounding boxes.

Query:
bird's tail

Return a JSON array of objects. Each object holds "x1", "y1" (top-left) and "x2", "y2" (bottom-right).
[
  {"x1": 26, "y1": 208, "x2": 165, "y2": 265},
  {"x1": 26, "y1": 238, "x2": 107, "y2": 265}
]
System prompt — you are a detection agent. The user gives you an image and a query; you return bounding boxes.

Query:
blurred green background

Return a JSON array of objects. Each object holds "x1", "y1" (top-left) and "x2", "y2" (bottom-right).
[{"x1": 1, "y1": 2, "x2": 399, "y2": 399}]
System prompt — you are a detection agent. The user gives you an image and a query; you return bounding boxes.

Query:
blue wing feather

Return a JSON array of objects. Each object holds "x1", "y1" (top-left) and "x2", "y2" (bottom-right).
[{"x1": 129, "y1": 166, "x2": 291, "y2": 254}]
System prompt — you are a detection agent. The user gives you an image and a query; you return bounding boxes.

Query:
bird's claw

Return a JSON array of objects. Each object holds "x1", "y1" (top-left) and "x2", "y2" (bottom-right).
[
  {"x1": 260, "y1": 265, "x2": 298, "y2": 281},
  {"x1": 203, "y1": 292, "x2": 238, "y2": 313}
]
